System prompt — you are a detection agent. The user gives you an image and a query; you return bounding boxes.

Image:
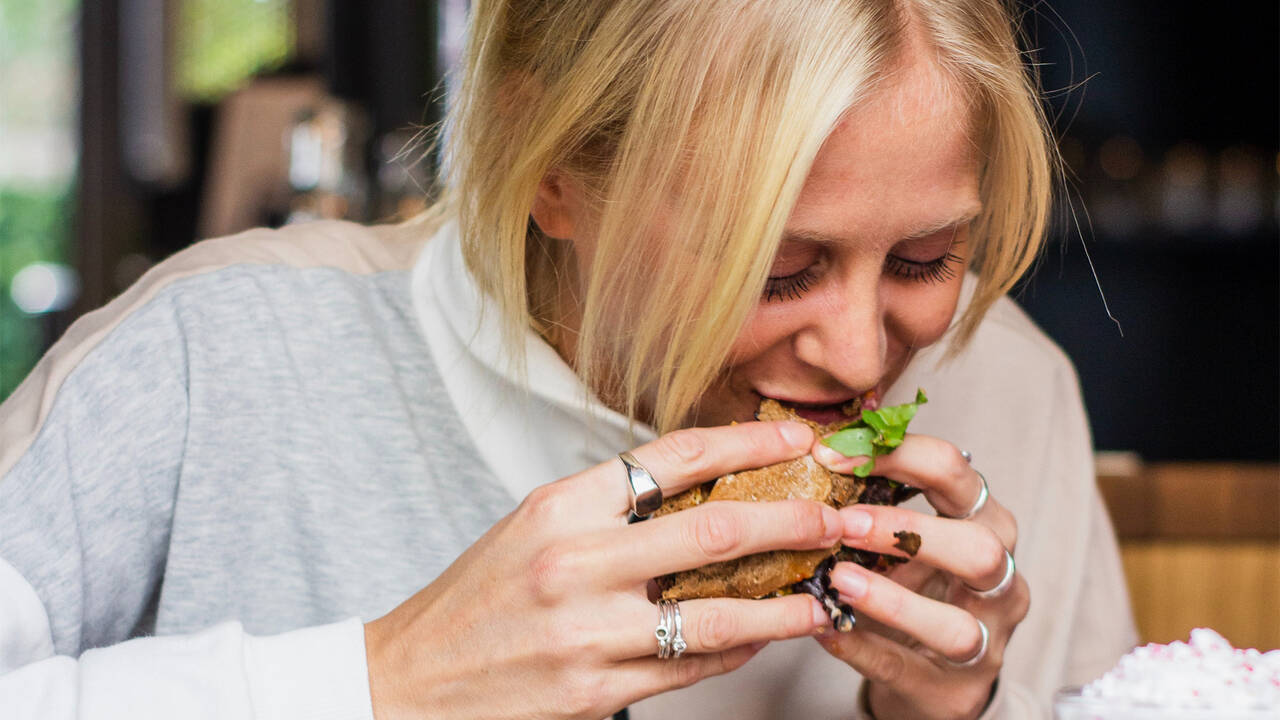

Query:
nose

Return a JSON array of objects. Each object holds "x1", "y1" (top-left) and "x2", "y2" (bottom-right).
[{"x1": 791, "y1": 278, "x2": 887, "y2": 393}]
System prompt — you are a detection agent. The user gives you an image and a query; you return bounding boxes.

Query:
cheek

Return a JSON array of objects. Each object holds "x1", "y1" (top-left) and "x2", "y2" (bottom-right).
[
  {"x1": 725, "y1": 302, "x2": 808, "y2": 364},
  {"x1": 884, "y1": 279, "x2": 965, "y2": 348}
]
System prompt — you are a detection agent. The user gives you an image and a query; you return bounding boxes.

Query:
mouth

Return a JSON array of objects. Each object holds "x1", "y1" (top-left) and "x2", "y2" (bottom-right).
[{"x1": 759, "y1": 389, "x2": 880, "y2": 426}]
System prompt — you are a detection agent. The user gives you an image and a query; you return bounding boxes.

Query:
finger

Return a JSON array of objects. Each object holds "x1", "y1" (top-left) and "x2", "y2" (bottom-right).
[
  {"x1": 813, "y1": 434, "x2": 978, "y2": 518},
  {"x1": 610, "y1": 642, "x2": 765, "y2": 710},
  {"x1": 564, "y1": 421, "x2": 815, "y2": 518},
  {"x1": 591, "y1": 499, "x2": 843, "y2": 586},
  {"x1": 839, "y1": 505, "x2": 1013, "y2": 592},
  {"x1": 814, "y1": 626, "x2": 949, "y2": 694},
  {"x1": 827, "y1": 561, "x2": 988, "y2": 665},
  {"x1": 819, "y1": 629, "x2": 998, "y2": 720},
  {"x1": 613, "y1": 594, "x2": 825, "y2": 659}
]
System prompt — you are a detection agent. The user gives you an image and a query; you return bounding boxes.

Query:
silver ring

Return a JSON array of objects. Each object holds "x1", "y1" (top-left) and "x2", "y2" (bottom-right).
[
  {"x1": 942, "y1": 470, "x2": 988, "y2": 520},
  {"x1": 959, "y1": 449, "x2": 972, "y2": 464},
  {"x1": 965, "y1": 549, "x2": 1016, "y2": 600},
  {"x1": 655, "y1": 599, "x2": 686, "y2": 659},
  {"x1": 946, "y1": 618, "x2": 989, "y2": 669},
  {"x1": 619, "y1": 452, "x2": 662, "y2": 521}
]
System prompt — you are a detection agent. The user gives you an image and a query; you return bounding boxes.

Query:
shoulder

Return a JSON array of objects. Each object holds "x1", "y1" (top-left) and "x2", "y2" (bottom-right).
[
  {"x1": 901, "y1": 288, "x2": 1080, "y2": 415},
  {"x1": 152, "y1": 218, "x2": 426, "y2": 280},
  {"x1": 895, "y1": 282, "x2": 1089, "y2": 470},
  {"x1": 0, "y1": 220, "x2": 430, "y2": 476}
]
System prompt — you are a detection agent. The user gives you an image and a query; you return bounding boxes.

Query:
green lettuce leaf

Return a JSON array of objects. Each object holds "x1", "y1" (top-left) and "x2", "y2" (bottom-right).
[{"x1": 821, "y1": 388, "x2": 928, "y2": 477}]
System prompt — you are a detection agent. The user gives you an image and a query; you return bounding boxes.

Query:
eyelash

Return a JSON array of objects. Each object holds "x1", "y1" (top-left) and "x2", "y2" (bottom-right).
[
  {"x1": 762, "y1": 267, "x2": 817, "y2": 302},
  {"x1": 883, "y1": 251, "x2": 964, "y2": 284},
  {"x1": 762, "y1": 251, "x2": 963, "y2": 302}
]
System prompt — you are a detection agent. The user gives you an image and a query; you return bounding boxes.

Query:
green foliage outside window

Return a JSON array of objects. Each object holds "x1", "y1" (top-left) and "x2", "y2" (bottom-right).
[
  {"x1": 0, "y1": 0, "x2": 78, "y2": 401},
  {"x1": 178, "y1": 0, "x2": 295, "y2": 102},
  {"x1": 0, "y1": 190, "x2": 72, "y2": 399}
]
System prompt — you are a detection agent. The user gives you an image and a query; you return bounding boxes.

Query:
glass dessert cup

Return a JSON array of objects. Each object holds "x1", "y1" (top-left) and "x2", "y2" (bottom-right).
[{"x1": 1053, "y1": 687, "x2": 1278, "y2": 720}]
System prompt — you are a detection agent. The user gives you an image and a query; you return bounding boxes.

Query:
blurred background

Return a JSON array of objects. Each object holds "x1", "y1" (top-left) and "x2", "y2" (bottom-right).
[{"x1": 0, "y1": 0, "x2": 1275, "y2": 651}]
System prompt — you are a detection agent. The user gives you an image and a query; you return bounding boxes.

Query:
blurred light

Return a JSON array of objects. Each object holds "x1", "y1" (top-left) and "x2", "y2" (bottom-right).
[
  {"x1": 11, "y1": 262, "x2": 79, "y2": 315},
  {"x1": 1161, "y1": 143, "x2": 1211, "y2": 232},
  {"x1": 1099, "y1": 135, "x2": 1144, "y2": 181},
  {"x1": 1216, "y1": 146, "x2": 1266, "y2": 235}
]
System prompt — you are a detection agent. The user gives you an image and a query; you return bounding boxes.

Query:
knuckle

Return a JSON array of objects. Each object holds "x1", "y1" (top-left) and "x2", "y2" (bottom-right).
[
  {"x1": 863, "y1": 645, "x2": 907, "y2": 685},
  {"x1": 786, "y1": 596, "x2": 819, "y2": 637},
  {"x1": 942, "y1": 440, "x2": 967, "y2": 479},
  {"x1": 877, "y1": 584, "x2": 907, "y2": 624},
  {"x1": 689, "y1": 506, "x2": 743, "y2": 560},
  {"x1": 949, "y1": 685, "x2": 992, "y2": 719},
  {"x1": 528, "y1": 543, "x2": 575, "y2": 602},
  {"x1": 656, "y1": 429, "x2": 708, "y2": 472},
  {"x1": 519, "y1": 483, "x2": 565, "y2": 522},
  {"x1": 948, "y1": 618, "x2": 984, "y2": 661},
  {"x1": 562, "y1": 670, "x2": 608, "y2": 718},
  {"x1": 789, "y1": 501, "x2": 828, "y2": 545},
  {"x1": 1011, "y1": 577, "x2": 1032, "y2": 621},
  {"x1": 975, "y1": 532, "x2": 1007, "y2": 579},
  {"x1": 946, "y1": 444, "x2": 971, "y2": 478},
  {"x1": 695, "y1": 605, "x2": 737, "y2": 652},
  {"x1": 670, "y1": 655, "x2": 706, "y2": 688}
]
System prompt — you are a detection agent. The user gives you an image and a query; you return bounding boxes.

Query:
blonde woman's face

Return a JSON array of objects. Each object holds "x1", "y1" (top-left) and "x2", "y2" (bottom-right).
[{"x1": 694, "y1": 60, "x2": 981, "y2": 428}]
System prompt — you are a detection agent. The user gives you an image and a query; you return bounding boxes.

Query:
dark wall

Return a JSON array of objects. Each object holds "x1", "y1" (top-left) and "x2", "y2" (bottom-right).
[{"x1": 1015, "y1": 0, "x2": 1279, "y2": 460}]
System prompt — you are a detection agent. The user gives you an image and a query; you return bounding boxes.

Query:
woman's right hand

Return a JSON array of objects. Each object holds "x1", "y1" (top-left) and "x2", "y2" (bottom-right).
[{"x1": 364, "y1": 420, "x2": 843, "y2": 720}]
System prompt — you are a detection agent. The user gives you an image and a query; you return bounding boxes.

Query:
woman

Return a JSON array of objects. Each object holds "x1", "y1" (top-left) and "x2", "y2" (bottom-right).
[{"x1": 0, "y1": 0, "x2": 1135, "y2": 718}]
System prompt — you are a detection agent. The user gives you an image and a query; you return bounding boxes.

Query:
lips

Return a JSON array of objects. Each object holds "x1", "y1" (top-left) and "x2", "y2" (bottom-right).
[{"x1": 759, "y1": 389, "x2": 880, "y2": 426}]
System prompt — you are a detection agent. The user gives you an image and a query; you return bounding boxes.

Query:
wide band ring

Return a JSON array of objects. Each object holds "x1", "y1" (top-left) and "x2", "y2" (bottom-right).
[
  {"x1": 655, "y1": 599, "x2": 686, "y2": 659},
  {"x1": 619, "y1": 452, "x2": 663, "y2": 522},
  {"x1": 942, "y1": 469, "x2": 989, "y2": 520},
  {"x1": 965, "y1": 549, "x2": 1016, "y2": 600},
  {"x1": 946, "y1": 618, "x2": 989, "y2": 669}
]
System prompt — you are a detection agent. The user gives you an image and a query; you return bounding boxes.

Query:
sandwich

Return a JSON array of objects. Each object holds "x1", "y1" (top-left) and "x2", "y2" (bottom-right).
[{"x1": 653, "y1": 389, "x2": 928, "y2": 631}]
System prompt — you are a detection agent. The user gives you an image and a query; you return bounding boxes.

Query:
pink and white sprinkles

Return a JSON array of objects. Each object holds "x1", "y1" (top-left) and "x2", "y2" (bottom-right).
[{"x1": 1083, "y1": 629, "x2": 1280, "y2": 709}]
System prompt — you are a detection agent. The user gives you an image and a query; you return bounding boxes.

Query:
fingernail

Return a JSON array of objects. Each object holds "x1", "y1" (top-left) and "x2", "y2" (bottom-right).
[
  {"x1": 811, "y1": 598, "x2": 829, "y2": 626},
  {"x1": 842, "y1": 507, "x2": 873, "y2": 539},
  {"x1": 779, "y1": 422, "x2": 813, "y2": 450},
  {"x1": 813, "y1": 440, "x2": 863, "y2": 473},
  {"x1": 831, "y1": 565, "x2": 869, "y2": 601},
  {"x1": 821, "y1": 505, "x2": 843, "y2": 544}
]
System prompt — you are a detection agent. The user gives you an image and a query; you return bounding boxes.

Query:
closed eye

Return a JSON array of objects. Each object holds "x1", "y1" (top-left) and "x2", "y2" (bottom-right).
[{"x1": 883, "y1": 251, "x2": 963, "y2": 284}]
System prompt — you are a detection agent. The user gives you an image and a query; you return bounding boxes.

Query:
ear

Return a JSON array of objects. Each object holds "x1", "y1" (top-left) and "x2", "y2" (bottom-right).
[{"x1": 530, "y1": 172, "x2": 583, "y2": 240}]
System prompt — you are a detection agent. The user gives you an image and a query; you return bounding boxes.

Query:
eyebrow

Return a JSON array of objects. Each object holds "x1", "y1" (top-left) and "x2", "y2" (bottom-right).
[{"x1": 781, "y1": 203, "x2": 983, "y2": 245}]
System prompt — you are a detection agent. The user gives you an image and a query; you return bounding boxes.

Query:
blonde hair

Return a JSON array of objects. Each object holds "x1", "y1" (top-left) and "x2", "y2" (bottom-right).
[{"x1": 425, "y1": 0, "x2": 1056, "y2": 433}]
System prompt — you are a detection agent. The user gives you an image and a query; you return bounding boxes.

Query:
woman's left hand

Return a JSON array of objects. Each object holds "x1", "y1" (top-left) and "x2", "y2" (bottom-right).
[{"x1": 809, "y1": 434, "x2": 1029, "y2": 720}]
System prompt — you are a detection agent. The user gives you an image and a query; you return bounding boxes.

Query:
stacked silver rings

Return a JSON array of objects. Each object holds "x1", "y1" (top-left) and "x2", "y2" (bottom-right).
[{"x1": 655, "y1": 599, "x2": 687, "y2": 659}]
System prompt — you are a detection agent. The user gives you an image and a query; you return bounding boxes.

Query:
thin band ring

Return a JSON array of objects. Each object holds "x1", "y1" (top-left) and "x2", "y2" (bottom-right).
[
  {"x1": 965, "y1": 549, "x2": 1016, "y2": 600},
  {"x1": 960, "y1": 449, "x2": 973, "y2": 464},
  {"x1": 619, "y1": 452, "x2": 663, "y2": 522},
  {"x1": 946, "y1": 618, "x2": 989, "y2": 669},
  {"x1": 655, "y1": 599, "x2": 686, "y2": 659},
  {"x1": 942, "y1": 470, "x2": 989, "y2": 520}
]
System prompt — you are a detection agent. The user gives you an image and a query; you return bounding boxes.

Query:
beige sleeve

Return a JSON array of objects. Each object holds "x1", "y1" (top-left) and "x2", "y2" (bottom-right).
[
  {"x1": 966, "y1": 494, "x2": 1138, "y2": 720},
  {"x1": 1061, "y1": 492, "x2": 1140, "y2": 686}
]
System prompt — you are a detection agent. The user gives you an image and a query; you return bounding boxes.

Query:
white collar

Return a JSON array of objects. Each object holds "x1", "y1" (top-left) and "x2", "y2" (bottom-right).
[{"x1": 409, "y1": 220, "x2": 657, "y2": 502}]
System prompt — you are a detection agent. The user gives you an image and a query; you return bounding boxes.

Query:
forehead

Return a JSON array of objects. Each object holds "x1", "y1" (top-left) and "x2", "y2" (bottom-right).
[{"x1": 788, "y1": 55, "x2": 981, "y2": 244}]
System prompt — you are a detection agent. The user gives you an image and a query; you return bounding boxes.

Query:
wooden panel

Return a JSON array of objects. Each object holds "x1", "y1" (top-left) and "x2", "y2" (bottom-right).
[
  {"x1": 1146, "y1": 464, "x2": 1279, "y2": 540},
  {"x1": 1099, "y1": 461, "x2": 1279, "y2": 540},
  {"x1": 1120, "y1": 541, "x2": 1280, "y2": 651}
]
